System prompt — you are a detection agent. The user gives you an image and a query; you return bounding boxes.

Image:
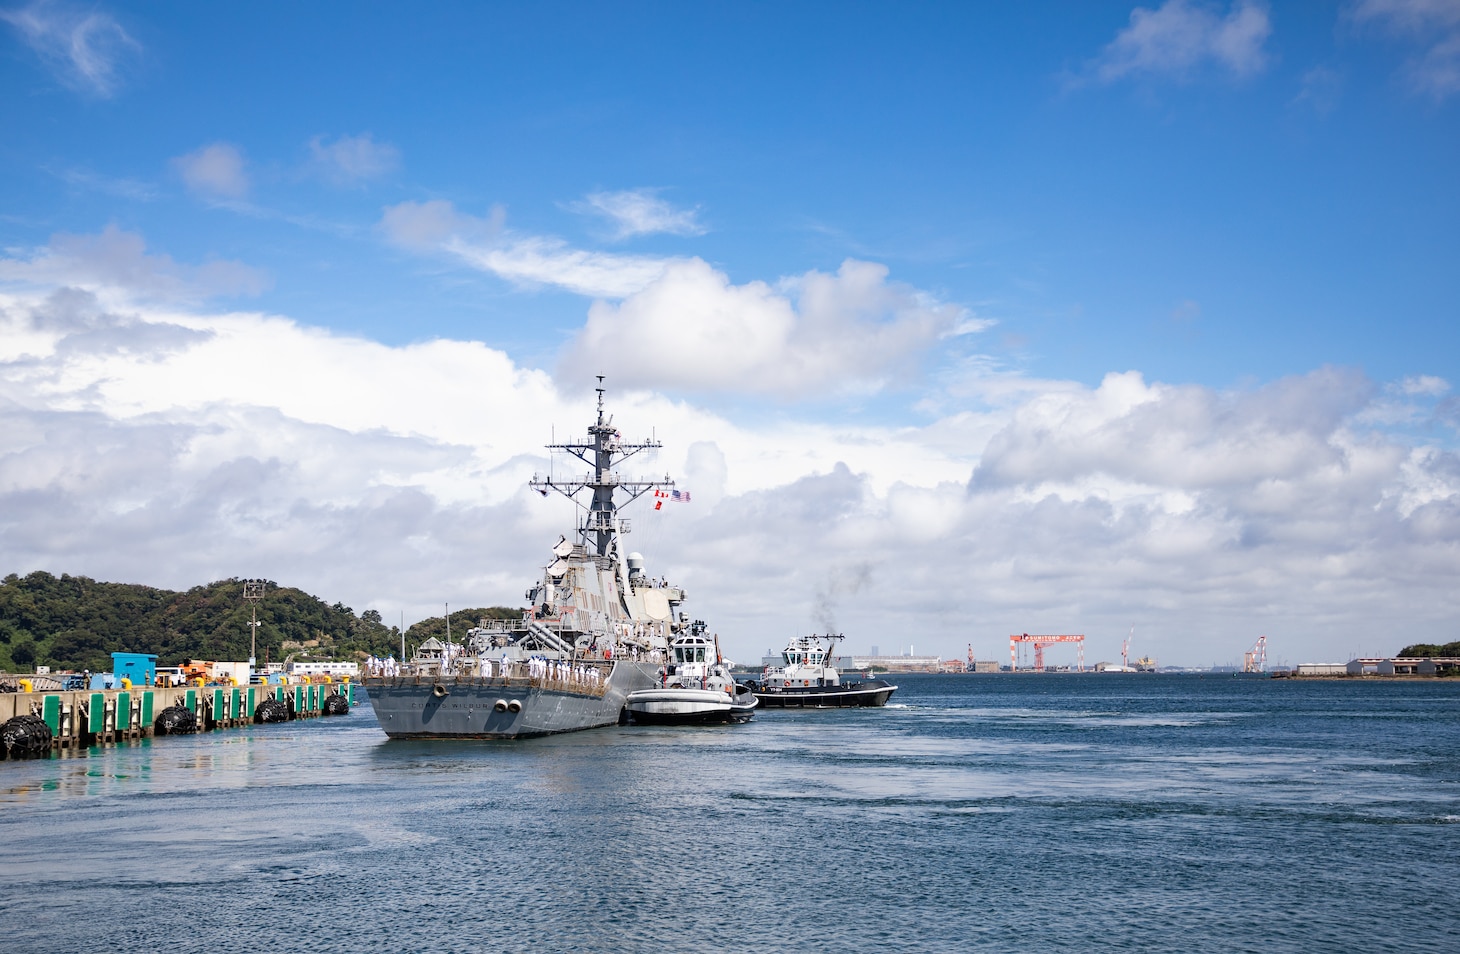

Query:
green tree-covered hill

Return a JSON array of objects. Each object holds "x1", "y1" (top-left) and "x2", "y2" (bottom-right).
[
  {"x1": 1396, "y1": 641, "x2": 1460, "y2": 657},
  {"x1": 0, "y1": 571, "x2": 517, "y2": 672}
]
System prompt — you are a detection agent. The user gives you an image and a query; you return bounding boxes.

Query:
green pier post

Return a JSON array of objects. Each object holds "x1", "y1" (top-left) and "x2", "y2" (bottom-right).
[
  {"x1": 89, "y1": 692, "x2": 106, "y2": 734},
  {"x1": 116, "y1": 691, "x2": 131, "y2": 730},
  {"x1": 42, "y1": 695, "x2": 61, "y2": 735},
  {"x1": 141, "y1": 690, "x2": 154, "y2": 726},
  {"x1": 185, "y1": 688, "x2": 197, "y2": 712}
]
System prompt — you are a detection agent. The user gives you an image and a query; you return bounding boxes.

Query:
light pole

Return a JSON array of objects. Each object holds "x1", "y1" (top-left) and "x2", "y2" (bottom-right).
[{"x1": 243, "y1": 580, "x2": 266, "y2": 679}]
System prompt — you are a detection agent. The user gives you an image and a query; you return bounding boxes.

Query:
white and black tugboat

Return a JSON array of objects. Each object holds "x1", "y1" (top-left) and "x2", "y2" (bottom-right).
[
  {"x1": 361, "y1": 379, "x2": 699, "y2": 739},
  {"x1": 747, "y1": 634, "x2": 897, "y2": 708},
  {"x1": 626, "y1": 621, "x2": 758, "y2": 725}
]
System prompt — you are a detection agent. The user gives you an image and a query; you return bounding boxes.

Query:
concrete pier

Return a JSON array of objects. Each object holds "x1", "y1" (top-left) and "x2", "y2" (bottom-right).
[{"x1": 0, "y1": 682, "x2": 356, "y2": 752}]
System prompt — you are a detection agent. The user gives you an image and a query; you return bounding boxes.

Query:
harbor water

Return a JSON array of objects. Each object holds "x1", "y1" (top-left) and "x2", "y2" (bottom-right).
[{"x1": 2, "y1": 674, "x2": 1458, "y2": 952}]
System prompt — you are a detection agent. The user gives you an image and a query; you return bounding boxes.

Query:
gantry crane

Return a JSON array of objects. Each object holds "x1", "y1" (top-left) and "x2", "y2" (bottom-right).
[{"x1": 1009, "y1": 633, "x2": 1085, "y2": 672}]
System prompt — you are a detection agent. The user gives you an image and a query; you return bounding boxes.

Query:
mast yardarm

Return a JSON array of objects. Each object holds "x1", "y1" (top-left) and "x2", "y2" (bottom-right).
[{"x1": 529, "y1": 377, "x2": 674, "y2": 556}]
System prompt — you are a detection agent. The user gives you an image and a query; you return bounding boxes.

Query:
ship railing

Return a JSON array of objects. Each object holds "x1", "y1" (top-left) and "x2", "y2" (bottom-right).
[{"x1": 365, "y1": 660, "x2": 612, "y2": 698}]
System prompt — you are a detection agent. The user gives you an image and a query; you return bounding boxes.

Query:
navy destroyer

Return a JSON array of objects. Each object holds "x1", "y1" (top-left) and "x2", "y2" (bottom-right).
[{"x1": 361, "y1": 381, "x2": 689, "y2": 739}]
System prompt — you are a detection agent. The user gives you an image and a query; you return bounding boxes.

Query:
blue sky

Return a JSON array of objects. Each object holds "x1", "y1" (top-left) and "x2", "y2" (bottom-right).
[
  {"x1": 2, "y1": 1, "x2": 1458, "y2": 666},
  {"x1": 5, "y1": 1, "x2": 1455, "y2": 388}
]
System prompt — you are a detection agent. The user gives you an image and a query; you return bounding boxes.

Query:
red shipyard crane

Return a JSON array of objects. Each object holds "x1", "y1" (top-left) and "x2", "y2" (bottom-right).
[{"x1": 1010, "y1": 633, "x2": 1086, "y2": 672}]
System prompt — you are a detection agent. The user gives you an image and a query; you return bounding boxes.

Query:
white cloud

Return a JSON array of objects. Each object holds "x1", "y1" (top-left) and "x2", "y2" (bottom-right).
[
  {"x1": 1352, "y1": 0, "x2": 1460, "y2": 30},
  {"x1": 1352, "y1": 0, "x2": 1460, "y2": 99},
  {"x1": 0, "y1": 225, "x2": 269, "y2": 302},
  {"x1": 379, "y1": 201, "x2": 987, "y2": 394},
  {"x1": 970, "y1": 368, "x2": 1375, "y2": 492},
  {"x1": 172, "y1": 143, "x2": 250, "y2": 200},
  {"x1": 1293, "y1": 66, "x2": 1343, "y2": 112},
  {"x1": 1396, "y1": 374, "x2": 1450, "y2": 396},
  {"x1": 560, "y1": 258, "x2": 977, "y2": 398},
  {"x1": 378, "y1": 199, "x2": 496, "y2": 250},
  {"x1": 3, "y1": 232, "x2": 1458, "y2": 666},
  {"x1": 307, "y1": 133, "x2": 401, "y2": 185},
  {"x1": 1086, "y1": 0, "x2": 1273, "y2": 83},
  {"x1": 568, "y1": 189, "x2": 706, "y2": 239},
  {"x1": 51, "y1": 166, "x2": 157, "y2": 201},
  {"x1": 380, "y1": 199, "x2": 673, "y2": 297},
  {"x1": 447, "y1": 234, "x2": 672, "y2": 298},
  {"x1": 0, "y1": 1, "x2": 140, "y2": 97}
]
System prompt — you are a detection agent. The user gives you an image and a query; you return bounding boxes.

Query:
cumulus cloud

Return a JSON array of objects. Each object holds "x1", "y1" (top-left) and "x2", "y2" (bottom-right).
[
  {"x1": 307, "y1": 133, "x2": 401, "y2": 185},
  {"x1": 970, "y1": 368, "x2": 1374, "y2": 492},
  {"x1": 380, "y1": 201, "x2": 989, "y2": 396},
  {"x1": 379, "y1": 199, "x2": 673, "y2": 297},
  {"x1": 3, "y1": 235, "x2": 1457, "y2": 665},
  {"x1": 0, "y1": 0, "x2": 140, "y2": 97},
  {"x1": 0, "y1": 225, "x2": 270, "y2": 302},
  {"x1": 0, "y1": 270, "x2": 965, "y2": 625},
  {"x1": 1084, "y1": 0, "x2": 1273, "y2": 83},
  {"x1": 172, "y1": 142, "x2": 250, "y2": 200},
  {"x1": 1351, "y1": 0, "x2": 1460, "y2": 99},
  {"x1": 559, "y1": 258, "x2": 981, "y2": 398},
  {"x1": 568, "y1": 189, "x2": 706, "y2": 239},
  {"x1": 692, "y1": 369, "x2": 1458, "y2": 665}
]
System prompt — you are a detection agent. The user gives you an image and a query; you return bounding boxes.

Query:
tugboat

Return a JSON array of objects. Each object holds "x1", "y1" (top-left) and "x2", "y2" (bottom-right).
[
  {"x1": 626, "y1": 621, "x2": 758, "y2": 725},
  {"x1": 360, "y1": 379, "x2": 697, "y2": 739},
  {"x1": 747, "y1": 634, "x2": 897, "y2": 708}
]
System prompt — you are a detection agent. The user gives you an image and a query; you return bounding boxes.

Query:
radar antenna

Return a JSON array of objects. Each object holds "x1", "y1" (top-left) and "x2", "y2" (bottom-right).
[{"x1": 530, "y1": 377, "x2": 674, "y2": 556}]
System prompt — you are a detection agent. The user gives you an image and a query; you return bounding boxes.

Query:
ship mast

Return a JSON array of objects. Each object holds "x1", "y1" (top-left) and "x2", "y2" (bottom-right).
[{"x1": 529, "y1": 377, "x2": 674, "y2": 556}]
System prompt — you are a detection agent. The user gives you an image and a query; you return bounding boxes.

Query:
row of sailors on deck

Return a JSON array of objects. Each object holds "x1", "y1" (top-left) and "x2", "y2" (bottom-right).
[
  {"x1": 364, "y1": 655, "x2": 401, "y2": 676},
  {"x1": 364, "y1": 651, "x2": 601, "y2": 687},
  {"x1": 522, "y1": 655, "x2": 601, "y2": 688}
]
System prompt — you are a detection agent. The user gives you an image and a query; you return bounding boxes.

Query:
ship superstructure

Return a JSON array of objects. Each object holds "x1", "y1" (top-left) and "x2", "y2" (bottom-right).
[{"x1": 361, "y1": 380, "x2": 696, "y2": 739}]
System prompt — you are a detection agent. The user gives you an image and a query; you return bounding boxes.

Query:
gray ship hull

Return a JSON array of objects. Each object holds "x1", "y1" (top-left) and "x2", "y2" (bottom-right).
[{"x1": 361, "y1": 661, "x2": 659, "y2": 739}]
